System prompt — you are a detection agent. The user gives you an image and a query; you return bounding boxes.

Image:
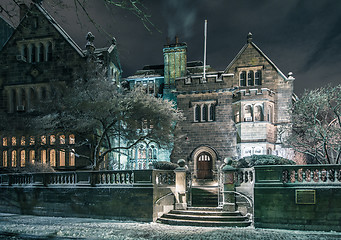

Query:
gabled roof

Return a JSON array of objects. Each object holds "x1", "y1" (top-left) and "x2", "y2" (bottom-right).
[
  {"x1": 0, "y1": 15, "x2": 14, "y2": 50},
  {"x1": 224, "y1": 36, "x2": 288, "y2": 81},
  {"x1": 34, "y1": 3, "x2": 85, "y2": 57}
]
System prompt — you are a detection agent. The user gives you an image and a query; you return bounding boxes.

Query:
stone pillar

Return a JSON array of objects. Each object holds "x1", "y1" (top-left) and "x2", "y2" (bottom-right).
[
  {"x1": 222, "y1": 165, "x2": 237, "y2": 211},
  {"x1": 174, "y1": 159, "x2": 188, "y2": 210}
]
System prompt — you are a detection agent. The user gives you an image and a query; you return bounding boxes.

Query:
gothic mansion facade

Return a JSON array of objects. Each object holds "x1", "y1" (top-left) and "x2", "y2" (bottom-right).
[{"x1": 126, "y1": 34, "x2": 295, "y2": 179}]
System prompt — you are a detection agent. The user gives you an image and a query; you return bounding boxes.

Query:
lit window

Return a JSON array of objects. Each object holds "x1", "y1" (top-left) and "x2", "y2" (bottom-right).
[
  {"x1": 41, "y1": 135, "x2": 46, "y2": 145},
  {"x1": 3, "y1": 151, "x2": 8, "y2": 167},
  {"x1": 69, "y1": 134, "x2": 75, "y2": 144},
  {"x1": 255, "y1": 70, "x2": 262, "y2": 85},
  {"x1": 2, "y1": 137, "x2": 8, "y2": 146},
  {"x1": 11, "y1": 150, "x2": 17, "y2": 167},
  {"x1": 41, "y1": 150, "x2": 47, "y2": 164},
  {"x1": 239, "y1": 71, "x2": 246, "y2": 86},
  {"x1": 59, "y1": 135, "x2": 65, "y2": 144},
  {"x1": 59, "y1": 150, "x2": 65, "y2": 166},
  {"x1": 29, "y1": 150, "x2": 35, "y2": 163},
  {"x1": 50, "y1": 149, "x2": 56, "y2": 167},
  {"x1": 11, "y1": 137, "x2": 16, "y2": 146},
  {"x1": 20, "y1": 150, "x2": 25, "y2": 167},
  {"x1": 69, "y1": 150, "x2": 75, "y2": 166},
  {"x1": 29, "y1": 136, "x2": 35, "y2": 145},
  {"x1": 21, "y1": 136, "x2": 25, "y2": 146},
  {"x1": 50, "y1": 135, "x2": 56, "y2": 145}
]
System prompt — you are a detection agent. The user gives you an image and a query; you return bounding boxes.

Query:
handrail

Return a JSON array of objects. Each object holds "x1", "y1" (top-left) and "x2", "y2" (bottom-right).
[
  {"x1": 155, "y1": 192, "x2": 174, "y2": 204},
  {"x1": 223, "y1": 190, "x2": 253, "y2": 208}
]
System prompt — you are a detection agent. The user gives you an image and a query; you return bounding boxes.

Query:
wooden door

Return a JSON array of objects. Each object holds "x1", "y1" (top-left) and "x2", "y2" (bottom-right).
[{"x1": 197, "y1": 152, "x2": 212, "y2": 179}]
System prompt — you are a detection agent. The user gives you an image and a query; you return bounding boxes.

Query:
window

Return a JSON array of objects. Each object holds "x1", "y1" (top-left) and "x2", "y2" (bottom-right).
[
  {"x1": 11, "y1": 137, "x2": 16, "y2": 146},
  {"x1": 29, "y1": 150, "x2": 35, "y2": 163},
  {"x1": 31, "y1": 44, "x2": 36, "y2": 63},
  {"x1": 247, "y1": 71, "x2": 254, "y2": 86},
  {"x1": 38, "y1": 43, "x2": 44, "y2": 62},
  {"x1": 20, "y1": 150, "x2": 25, "y2": 167},
  {"x1": 240, "y1": 71, "x2": 246, "y2": 86},
  {"x1": 244, "y1": 105, "x2": 253, "y2": 122},
  {"x1": 50, "y1": 135, "x2": 56, "y2": 145},
  {"x1": 29, "y1": 136, "x2": 35, "y2": 145},
  {"x1": 11, "y1": 150, "x2": 17, "y2": 167},
  {"x1": 21, "y1": 136, "x2": 25, "y2": 146},
  {"x1": 41, "y1": 150, "x2": 47, "y2": 164},
  {"x1": 3, "y1": 151, "x2": 8, "y2": 167},
  {"x1": 59, "y1": 150, "x2": 65, "y2": 166},
  {"x1": 254, "y1": 105, "x2": 264, "y2": 121},
  {"x1": 50, "y1": 149, "x2": 56, "y2": 167},
  {"x1": 194, "y1": 105, "x2": 200, "y2": 122},
  {"x1": 59, "y1": 135, "x2": 65, "y2": 144},
  {"x1": 202, "y1": 104, "x2": 208, "y2": 121},
  {"x1": 41, "y1": 135, "x2": 46, "y2": 145},
  {"x1": 2, "y1": 137, "x2": 8, "y2": 146},
  {"x1": 138, "y1": 145, "x2": 146, "y2": 159},
  {"x1": 69, "y1": 134, "x2": 75, "y2": 144},
  {"x1": 69, "y1": 150, "x2": 75, "y2": 166},
  {"x1": 255, "y1": 70, "x2": 262, "y2": 85},
  {"x1": 209, "y1": 104, "x2": 215, "y2": 121},
  {"x1": 23, "y1": 45, "x2": 28, "y2": 61},
  {"x1": 47, "y1": 42, "x2": 52, "y2": 61}
]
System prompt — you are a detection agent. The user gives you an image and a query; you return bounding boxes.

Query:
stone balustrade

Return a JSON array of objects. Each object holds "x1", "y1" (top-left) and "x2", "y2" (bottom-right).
[{"x1": 0, "y1": 169, "x2": 175, "y2": 187}]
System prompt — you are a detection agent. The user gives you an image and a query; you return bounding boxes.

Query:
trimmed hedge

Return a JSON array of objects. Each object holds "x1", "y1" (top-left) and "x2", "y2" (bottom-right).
[
  {"x1": 152, "y1": 161, "x2": 179, "y2": 170},
  {"x1": 234, "y1": 155, "x2": 296, "y2": 168}
]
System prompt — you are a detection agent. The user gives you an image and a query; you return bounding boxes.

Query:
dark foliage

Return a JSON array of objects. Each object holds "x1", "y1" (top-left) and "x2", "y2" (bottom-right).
[
  {"x1": 152, "y1": 161, "x2": 179, "y2": 170},
  {"x1": 234, "y1": 155, "x2": 296, "y2": 168}
]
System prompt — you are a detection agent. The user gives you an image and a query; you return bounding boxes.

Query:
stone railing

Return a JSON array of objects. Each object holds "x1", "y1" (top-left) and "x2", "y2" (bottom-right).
[
  {"x1": 281, "y1": 165, "x2": 341, "y2": 184},
  {"x1": 0, "y1": 169, "x2": 176, "y2": 187},
  {"x1": 254, "y1": 165, "x2": 341, "y2": 185},
  {"x1": 236, "y1": 168, "x2": 254, "y2": 185}
]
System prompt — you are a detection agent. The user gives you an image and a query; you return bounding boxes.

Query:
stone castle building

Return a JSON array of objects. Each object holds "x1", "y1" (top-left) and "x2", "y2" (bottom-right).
[
  {"x1": 0, "y1": 2, "x2": 121, "y2": 171},
  {"x1": 126, "y1": 33, "x2": 295, "y2": 179}
]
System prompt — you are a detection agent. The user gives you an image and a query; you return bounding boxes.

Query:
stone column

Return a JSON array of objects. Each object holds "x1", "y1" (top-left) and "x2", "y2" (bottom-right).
[
  {"x1": 222, "y1": 165, "x2": 237, "y2": 211},
  {"x1": 174, "y1": 159, "x2": 188, "y2": 210}
]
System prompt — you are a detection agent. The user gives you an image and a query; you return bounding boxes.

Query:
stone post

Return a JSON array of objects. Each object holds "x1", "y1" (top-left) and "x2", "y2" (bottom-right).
[
  {"x1": 222, "y1": 164, "x2": 237, "y2": 211},
  {"x1": 174, "y1": 159, "x2": 187, "y2": 210}
]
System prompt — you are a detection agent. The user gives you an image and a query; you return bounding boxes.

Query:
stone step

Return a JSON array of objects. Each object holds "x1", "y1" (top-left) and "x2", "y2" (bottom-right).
[
  {"x1": 171, "y1": 209, "x2": 242, "y2": 216},
  {"x1": 157, "y1": 217, "x2": 252, "y2": 227},
  {"x1": 187, "y1": 207, "x2": 224, "y2": 211},
  {"x1": 163, "y1": 213, "x2": 248, "y2": 222}
]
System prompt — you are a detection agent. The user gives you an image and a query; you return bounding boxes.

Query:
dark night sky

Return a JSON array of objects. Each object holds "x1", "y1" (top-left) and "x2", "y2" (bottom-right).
[{"x1": 1, "y1": 0, "x2": 341, "y2": 95}]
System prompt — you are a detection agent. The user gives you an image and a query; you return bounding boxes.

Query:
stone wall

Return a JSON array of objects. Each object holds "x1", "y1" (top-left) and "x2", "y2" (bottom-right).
[
  {"x1": 0, "y1": 170, "x2": 175, "y2": 222},
  {"x1": 253, "y1": 165, "x2": 341, "y2": 231}
]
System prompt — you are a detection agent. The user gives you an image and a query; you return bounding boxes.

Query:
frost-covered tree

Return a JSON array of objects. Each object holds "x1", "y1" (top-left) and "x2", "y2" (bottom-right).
[
  {"x1": 31, "y1": 63, "x2": 182, "y2": 170},
  {"x1": 286, "y1": 85, "x2": 341, "y2": 164}
]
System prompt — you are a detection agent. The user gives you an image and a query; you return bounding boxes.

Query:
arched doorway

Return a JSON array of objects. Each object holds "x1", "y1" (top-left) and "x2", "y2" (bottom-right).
[{"x1": 197, "y1": 152, "x2": 213, "y2": 179}]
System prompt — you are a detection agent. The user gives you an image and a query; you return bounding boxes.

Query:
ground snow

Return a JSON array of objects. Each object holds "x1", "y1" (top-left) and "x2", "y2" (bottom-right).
[{"x1": 0, "y1": 213, "x2": 340, "y2": 240}]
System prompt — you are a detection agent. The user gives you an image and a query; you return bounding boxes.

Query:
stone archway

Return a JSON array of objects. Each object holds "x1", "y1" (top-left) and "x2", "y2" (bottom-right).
[{"x1": 192, "y1": 146, "x2": 218, "y2": 180}]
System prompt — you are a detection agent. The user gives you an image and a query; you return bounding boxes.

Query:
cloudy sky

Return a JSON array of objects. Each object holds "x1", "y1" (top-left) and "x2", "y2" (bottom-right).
[{"x1": 1, "y1": 0, "x2": 340, "y2": 95}]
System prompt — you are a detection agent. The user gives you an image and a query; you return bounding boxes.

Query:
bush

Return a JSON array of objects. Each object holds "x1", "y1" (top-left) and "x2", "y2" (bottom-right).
[
  {"x1": 15, "y1": 162, "x2": 55, "y2": 173},
  {"x1": 152, "y1": 161, "x2": 179, "y2": 170},
  {"x1": 233, "y1": 155, "x2": 295, "y2": 168}
]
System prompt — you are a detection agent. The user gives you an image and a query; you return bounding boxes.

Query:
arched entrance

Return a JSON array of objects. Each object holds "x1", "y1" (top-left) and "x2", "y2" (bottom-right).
[{"x1": 197, "y1": 152, "x2": 213, "y2": 179}]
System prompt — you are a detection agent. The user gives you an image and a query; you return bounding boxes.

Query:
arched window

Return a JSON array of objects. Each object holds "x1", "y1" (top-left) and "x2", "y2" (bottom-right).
[
  {"x1": 29, "y1": 136, "x2": 35, "y2": 145},
  {"x1": 50, "y1": 135, "x2": 56, "y2": 145},
  {"x1": 255, "y1": 70, "x2": 262, "y2": 85},
  {"x1": 244, "y1": 105, "x2": 253, "y2": 122},
  {"x1": 267, "y1": 148, "x2": 272, "y2": 155},
  {"x1": 239, "y1": 71, "x2": 246, "y2": 86},
  {"x1": 202, "y1": 104, "x2": 208, "y2": 121},
  {"x1": 2, "y1": 137, "x2": 7, "y2": 146},
  {"x1": 31, "y1": 44, "x2": 36, "y2": 63},
  {"x1": 29, "y1": 150, "x2": 35, "y2": 163},
  {"x1": 23, "y1": 45, "x2": 28, "y2": 61},
  {"x1": 59, "y1": 135, "x2": 65, "y2": 144},
  {"x1": 20, "y1": 150, "x2": 25, "y2": 167},
  {"x1": 20, "y1": 136, "x2": 25, "y2": 146},
  {"x1": 69, "y1": 134, "x2": 75, "y2": 144},
  {"x1": 38, "y1": 43, "x2": 44, "y2": 62},
  {"x1": 209, "y1": 104, "x2": 215, "y2": 121},
  {"x1": 194, "y1": 105, "x2": 201, "y2": 122},
  {"x1": 59, "y1": 150, "x2": 65, "y2": 166},
  {"x1": 247, "y1": 71, "x2": 254, "y2": 86},
  {"x1": 50, "y1": 149, "x2": 56, "y2": 167},
  {"x1": 148, "y1": 147, "x2": 152, "y2": 159},
  {"x1": 21, "y1": 88, "x2": 26, "y2": 108},
  {"x1": 138, "y1": 145, "x2": 146, "y2": 159},
  {"x1": 3, "y1": 151, "x2": 8, "y2": 167},
  {"x1": 11, "y1": 137, "x2": 16, "y2": 146},
  {"x1": 41, "y1": 150, "x2": 47, "y2": 164},
  {"x1": 47, "y1": 42, "x2": 52, "y2": 61},
  {"x1": 254, "y1": 105, "x2": 264, "y2": 121},
  {"x1": 41, "y1": 135, "x2": 46, "y2": 145},
  {"x1": 11, "y1": 150, "x2": 17, "y2": 167},
  {"x1": 69, "y1": 150, "x2": 75, "y2": 166}
]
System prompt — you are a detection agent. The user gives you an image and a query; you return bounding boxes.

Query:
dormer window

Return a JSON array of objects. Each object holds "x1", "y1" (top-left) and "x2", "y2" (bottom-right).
[
  {"x1": 239, "y1": 71, "x2": 246, "y2": 86},
  {"x1": 239, "y1": 70, "x2": 262, "y2": 87},
  {"x1": 255, "y1": 70, "x2": 262, "y2": 85},
  {"x1": 247, "y1": 71, "x2": 254, "y2": 86}
]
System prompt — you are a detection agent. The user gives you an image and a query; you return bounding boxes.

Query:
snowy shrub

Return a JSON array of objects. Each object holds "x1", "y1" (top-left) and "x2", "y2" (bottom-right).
[
  {"x1": 152, "y1": 161, "x2": 179, "y2": 170},
  {"x1": 234, "y1": 155, "x2": 295, "y2": 168}
]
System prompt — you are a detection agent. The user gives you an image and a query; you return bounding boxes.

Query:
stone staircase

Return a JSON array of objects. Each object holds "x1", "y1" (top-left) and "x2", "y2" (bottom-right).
[
  {"x1": 157, "y1": 207, "x2": 252, "y2": 227},
  {"x1": 191, "y1": 187, "x2": 218, "y2": 207}
]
